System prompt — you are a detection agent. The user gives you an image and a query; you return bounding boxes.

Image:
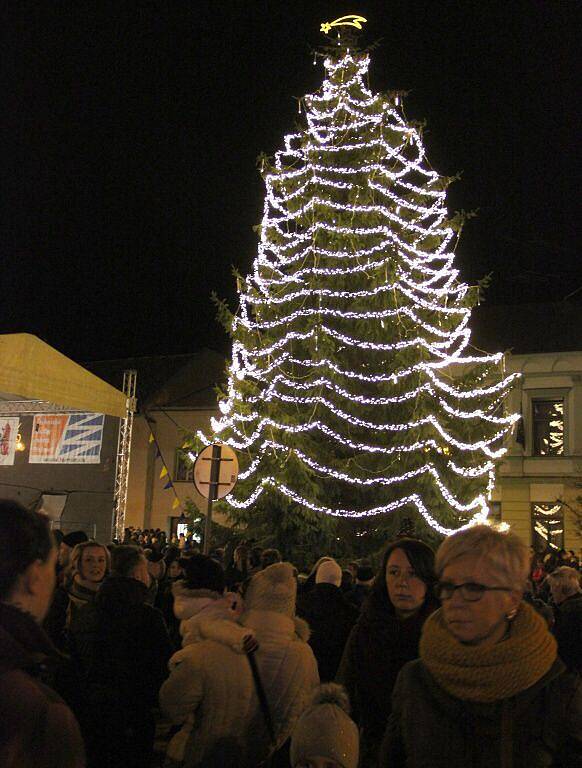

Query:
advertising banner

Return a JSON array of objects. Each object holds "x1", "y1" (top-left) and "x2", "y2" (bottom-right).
[
  {"x1": 29, "y1": 412, "x2": 105, "y2": 464},
  {"x1": 0, "y1": 417, "x2": 20, "y2": 466}
]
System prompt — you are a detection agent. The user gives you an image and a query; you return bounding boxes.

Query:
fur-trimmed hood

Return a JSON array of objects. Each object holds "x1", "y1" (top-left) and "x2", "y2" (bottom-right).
[{"x1": 172, "y1": 582, "x2": 242, "y2": 645}]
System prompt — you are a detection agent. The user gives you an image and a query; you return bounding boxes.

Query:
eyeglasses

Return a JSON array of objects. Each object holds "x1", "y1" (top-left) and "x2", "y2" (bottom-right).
[{"x1": 434, "y1": 581, "x2": 513, "y2": 602}]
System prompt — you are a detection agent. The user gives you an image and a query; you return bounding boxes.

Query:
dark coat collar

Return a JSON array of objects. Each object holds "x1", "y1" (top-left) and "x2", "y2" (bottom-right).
[{"x1": 0, "y1": 602, "x2": 60, "y2": 675}]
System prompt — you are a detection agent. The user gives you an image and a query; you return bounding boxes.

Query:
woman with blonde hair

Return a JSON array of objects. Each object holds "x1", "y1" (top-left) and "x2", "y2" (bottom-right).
[
  {"x1": 380, "y1": 525, "x2": 582, "y2": 767},
  {"x1": 45, "y1": 540, "x2": 110, "y2": 649}
]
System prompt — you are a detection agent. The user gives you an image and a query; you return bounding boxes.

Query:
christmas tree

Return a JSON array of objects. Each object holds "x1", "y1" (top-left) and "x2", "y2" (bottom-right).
[{"x1": 196, "y1": 33, "x2": 520, "y2": 542}]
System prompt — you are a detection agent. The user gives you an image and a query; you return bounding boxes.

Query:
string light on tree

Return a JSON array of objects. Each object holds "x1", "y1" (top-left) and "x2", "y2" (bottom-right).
[{"x1": 196, "y1": 19, "x2": 520, "y2": 537}]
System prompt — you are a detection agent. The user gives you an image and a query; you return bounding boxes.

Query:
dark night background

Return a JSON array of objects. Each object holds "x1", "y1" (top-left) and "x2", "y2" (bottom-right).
[{"x1": 2, "y1": 1, "x2": 581, "y2": 362}]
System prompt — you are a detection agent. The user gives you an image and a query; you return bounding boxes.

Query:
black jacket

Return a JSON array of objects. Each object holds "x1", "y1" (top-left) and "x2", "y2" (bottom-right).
[
  {"x1": 70, "y1": 576, "x2": 173, "y2": 768},
  {"x1": 296, "y1": 582, "x2": 359, "y2": 681},
  {"x1": 381, "y1": 658, "x2": 582, "y2": 768},
  {"x1": 337, "y1": 596, "x2": 436, "y2": 766},
  {"x1": 70, "y1": 575, "x2": 172, "y2": 707},
  {"x1": 554, "y1": 592, "x2": 582, "y2": 673}
]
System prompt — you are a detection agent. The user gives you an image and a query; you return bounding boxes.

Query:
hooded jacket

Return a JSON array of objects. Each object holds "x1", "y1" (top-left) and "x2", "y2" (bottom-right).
[
  {"x1": 160, "y1": 609, "x2": 319, "y2": 767},
  {"x1": 0, "y1": 602, "x2": 85, "y2": 768},
  {"x1": 171, "y1": 581, "x2": 242, "y2": 645}
]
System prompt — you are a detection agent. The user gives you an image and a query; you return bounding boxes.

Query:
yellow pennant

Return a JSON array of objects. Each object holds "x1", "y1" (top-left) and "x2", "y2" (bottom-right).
[
  {"x1": 320, "y1": 14, "x2": 367, "y2": 35},
  {"x1": 159, "y1": 466, "x2": 168, "y2": 479},
  {"x1": 172, "y1": 497, "x2": 180, "y2": 510},
  {"x1": 148, "y1": 432, "x2": 154, "y2": 443}
]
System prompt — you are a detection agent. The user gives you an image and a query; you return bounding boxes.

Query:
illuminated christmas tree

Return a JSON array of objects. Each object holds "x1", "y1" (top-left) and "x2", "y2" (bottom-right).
[{"x1": 197, "y1": 38, "x2": 519, "y2": 542}]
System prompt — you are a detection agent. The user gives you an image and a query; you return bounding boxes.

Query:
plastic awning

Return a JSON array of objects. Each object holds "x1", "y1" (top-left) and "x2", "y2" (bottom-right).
[{"x1": 0, "y1": 334, "x2": 127, "y2": 418}]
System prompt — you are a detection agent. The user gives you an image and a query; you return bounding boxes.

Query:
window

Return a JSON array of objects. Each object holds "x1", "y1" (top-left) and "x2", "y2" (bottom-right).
[
  {"x1": 531, "y1": 502, "x2": 564, "y2": 552},
  {"x1": 174, "y1": 449, "x2": 193, "y2": 482},
  {"x1": 532, "y1": 399, "x2": 564, "y2": 456},
  {"x1": 488, "y1": 501, "x2": 502, "y2": 525}
]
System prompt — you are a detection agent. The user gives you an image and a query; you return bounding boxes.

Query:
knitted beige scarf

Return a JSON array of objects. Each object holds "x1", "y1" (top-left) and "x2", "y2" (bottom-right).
[{"x1": 420, "y1": 602, "x2": 557, "y2": 703}]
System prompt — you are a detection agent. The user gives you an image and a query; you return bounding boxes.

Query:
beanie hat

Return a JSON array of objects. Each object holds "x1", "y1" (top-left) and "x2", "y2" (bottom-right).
[
  {"x1": 315, "y1": 558, "x2": 342, "y2": 587},
  {"x1": 244, "y1": 562, "x2": 296, "y2": 617},
  {"x1": 290, "y1": 684, "x2": 359, "y2": 768},
  {"x1": 62, "y1": 530, "x2": 89, "y2": 548},
  {"x1": 182, "y1": 553, "x2": 225, "y2": 593}
]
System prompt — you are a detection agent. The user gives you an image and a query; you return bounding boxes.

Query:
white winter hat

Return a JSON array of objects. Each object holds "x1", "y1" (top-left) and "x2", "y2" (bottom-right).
[
  {"x1": 290, "y1": 684, "x2": 359, "y2": 768},
  {"x1": 315, "y1": 558, "x2": 342, "y2": 587},
  {"x1": 244, "y1": 562, "x2": 296, "y2": 617}
]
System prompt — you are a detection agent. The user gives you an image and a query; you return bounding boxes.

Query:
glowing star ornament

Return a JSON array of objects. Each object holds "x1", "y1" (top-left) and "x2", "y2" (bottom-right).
[
  {"x1": 320, "y1": 14, "x2": 367, "y2": 35},
  {"x1": 199, "y1": 41, "x2": 519, "y2": 537}
]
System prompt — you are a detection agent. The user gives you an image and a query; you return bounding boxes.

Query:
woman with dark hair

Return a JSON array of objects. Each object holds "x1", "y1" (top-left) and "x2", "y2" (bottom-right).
[
  {"x1": 0, "y1": 500, "x2": 85, "y2": 767},
  {"x1": 337, "y1": 538, "x2": 437, "y2": 767}
]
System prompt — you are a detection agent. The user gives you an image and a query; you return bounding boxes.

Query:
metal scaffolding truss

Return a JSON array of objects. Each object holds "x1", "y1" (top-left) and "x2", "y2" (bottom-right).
[{"x1": 112, "y1": 370, "x2": 137, "y2": 541}]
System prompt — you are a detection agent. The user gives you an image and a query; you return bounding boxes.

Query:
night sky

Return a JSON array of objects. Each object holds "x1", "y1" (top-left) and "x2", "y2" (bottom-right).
[{"x1": 3, "y1": 1, "x2": 580, "y2": 362}]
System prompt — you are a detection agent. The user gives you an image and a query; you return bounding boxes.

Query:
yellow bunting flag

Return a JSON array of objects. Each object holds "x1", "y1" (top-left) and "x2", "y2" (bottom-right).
[
  {"x1": 149, "y1": 432, "x2": 154, "y2": 443},
  {"x1": 160, "y1": 466, "x2": 168, "y2": 479},
  {"x1": 172, "y1": 497, "x2": 180, "y2": 510}
]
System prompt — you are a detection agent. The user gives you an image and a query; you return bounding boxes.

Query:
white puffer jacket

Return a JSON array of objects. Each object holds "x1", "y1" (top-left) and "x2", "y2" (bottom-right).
[{"x1": 160, "y1": 609, "x2": 320, "y2": 767}]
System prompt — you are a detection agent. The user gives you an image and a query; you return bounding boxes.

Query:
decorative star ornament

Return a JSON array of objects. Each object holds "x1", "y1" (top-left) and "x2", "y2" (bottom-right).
[{"x1": 320, "y1": 14, "x2": 367, "y2": 35}]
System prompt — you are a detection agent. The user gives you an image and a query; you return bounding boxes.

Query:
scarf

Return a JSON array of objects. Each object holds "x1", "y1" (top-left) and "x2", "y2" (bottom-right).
[{"x1": 420, "y1": 602, "x2": 557, "y2": 703}]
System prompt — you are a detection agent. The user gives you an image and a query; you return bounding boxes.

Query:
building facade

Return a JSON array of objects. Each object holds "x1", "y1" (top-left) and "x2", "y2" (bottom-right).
[{"x1": 493, "y1": 350, "x2": 582, "y2": 552}]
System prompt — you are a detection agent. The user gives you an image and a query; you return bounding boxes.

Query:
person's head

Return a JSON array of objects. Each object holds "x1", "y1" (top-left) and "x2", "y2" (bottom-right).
[
  {"x1": 0, "y1": 501, "x2": 57, "y2": 622},
  {"x1": 290, "y1": 684, "x2": 359, "y2": 768},
  {"x1": 234, "y1": 544, "x2": 250, "y2": 570},
  {"x1": 167, "y1": 560, "x2": 183, "y2": 579},
  {"x1": 315, "y1": 559, "x2": 342, "y2": 588},
  {"x1": 341, "y1": 569, "x2": 353, "y2": 591},
  {"x1": 260, "y1": 548, "x2": 282, "y2": 569},
  {"x1": 110, "y1": 545, "x2": 150, "y2": 586},
  {"x1": 547, "y1": 566, "x2": 582, "y2": 605},
  {"x1": 58, "y1": 530, "x2": 88, "y2": 568},
  {"x1": 70, "y1": 541, "x2": 110, "y2": 585},
  {"x1": 355, "y1": 564, "x2": 375, "y2": 585},
  {"x1": 435, "y1": 525, "x2": 529, "y2": 647},
  {"x1": 243, "y1": 562, "x2": 296, "y2": 616},
  {"x1": 181, "y1": 554, "x2": 225, "y2": 594},
  {"x1": 371, "y1": 539, "x2": 435, "y2": 618},
  {"x1": 347, "y1": 562, "x2": 359, "y2": 579}
]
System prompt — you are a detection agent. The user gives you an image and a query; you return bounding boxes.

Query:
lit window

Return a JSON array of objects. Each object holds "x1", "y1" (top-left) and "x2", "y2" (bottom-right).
[
  {"x1": 488, "y1": 501, "x2": 502, "y2": 524},
  {"x1": 532, "y1": 399, "x2": 564, "y2": 456},
  {"x1": 531, "y1": 502, "x2": 564, "y2": 552},
  {"x1": 174, "y1": 449, "x2": 194, "y2": 482}
]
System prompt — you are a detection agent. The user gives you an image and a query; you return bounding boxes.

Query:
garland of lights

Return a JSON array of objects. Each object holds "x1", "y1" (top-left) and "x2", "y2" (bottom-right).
[{"x1": 198, "y1": 49, "x2": 519, "y2": 535}]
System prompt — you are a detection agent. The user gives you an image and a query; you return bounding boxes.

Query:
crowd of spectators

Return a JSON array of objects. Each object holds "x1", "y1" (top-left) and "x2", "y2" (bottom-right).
[{"x1": 1, "y1": 499, "x2": 581, "y2": 768}]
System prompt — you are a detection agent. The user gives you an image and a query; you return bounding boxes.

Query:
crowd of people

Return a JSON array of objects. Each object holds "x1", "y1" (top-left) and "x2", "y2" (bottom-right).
[{"x1": 1, "y1": 499, "x2": 581, "y2": 768}]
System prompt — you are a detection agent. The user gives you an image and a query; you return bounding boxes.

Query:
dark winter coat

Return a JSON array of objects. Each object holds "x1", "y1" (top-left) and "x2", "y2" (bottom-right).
[
  {"x1": 336, "y1": 596, "x2": 436, "y2": 766},
  {"x1": 554, "y1": 592, "x2": 582, "y2": 673},
  {"x1": 380, "y1": 658, "x2": 582, "y2": 768},
  {"x1": 43, "y1": 580, "x2": 98, "y2": 651},
  {"x1": 296, "y1": 582, "x2": 359, "y2": 681},
  {"x1": 0, "y1": 602, "x2": 85, "y2": 768},
  {"x1": 70, "y1": 576, "x2": 173, "y2": 768},
  {"x1": 344, "y1": 582, "x2": 371, "y2": 610}
]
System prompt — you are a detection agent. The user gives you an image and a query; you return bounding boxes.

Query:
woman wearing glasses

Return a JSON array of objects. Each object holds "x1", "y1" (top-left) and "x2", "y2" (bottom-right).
[
  {"x1": 380, "y1": 525, "x2": 582, "y2": 767},
  {"x1": 336, "y1": 538, "x2": 437, "y2": 767}
]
